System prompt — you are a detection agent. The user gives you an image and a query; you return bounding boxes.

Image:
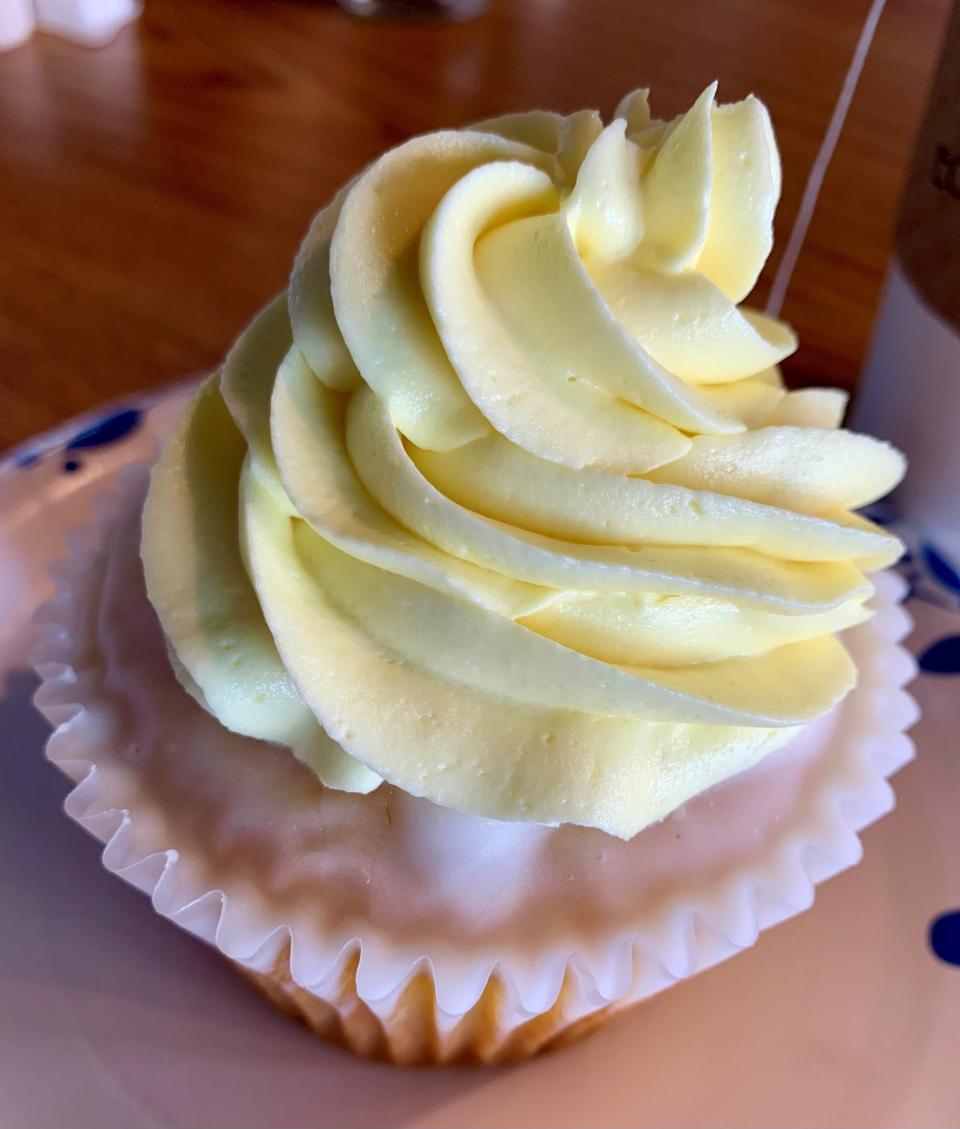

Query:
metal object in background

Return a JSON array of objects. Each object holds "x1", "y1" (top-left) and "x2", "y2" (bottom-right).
[{"x1": 336, "y1": 0, "x2": 487, "y2": 21}]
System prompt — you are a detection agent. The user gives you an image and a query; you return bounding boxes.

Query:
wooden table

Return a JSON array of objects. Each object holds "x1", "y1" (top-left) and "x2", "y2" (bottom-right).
[{"x1": 0, "y1": 0, "x2": 951, "y2": 450}]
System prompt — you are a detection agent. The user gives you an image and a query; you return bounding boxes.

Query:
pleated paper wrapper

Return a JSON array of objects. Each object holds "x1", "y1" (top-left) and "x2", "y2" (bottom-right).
[{"x1": 32, "y1": 475, "x2": 918, "y2": 1065}]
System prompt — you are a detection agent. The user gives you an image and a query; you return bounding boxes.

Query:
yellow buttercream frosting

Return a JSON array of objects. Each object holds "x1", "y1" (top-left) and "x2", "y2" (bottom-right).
[{"x1": 141, "y1": 87, "x2": 905, "y2": 839}]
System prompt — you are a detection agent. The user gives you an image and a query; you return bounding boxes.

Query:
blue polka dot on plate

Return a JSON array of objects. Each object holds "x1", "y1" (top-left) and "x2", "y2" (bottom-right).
[
  {"x1": 918, "y1": 636, "x2": 960, "y2": 675},
  {"x1": 66, "y1": 408, "x2": 142, "y2": 452},
  {"x1": 929, "y1": 911, "x2": 960, "y2": 966},
  {"x1": 921, "y1": 544, "x2": 960, "y2": 594}
]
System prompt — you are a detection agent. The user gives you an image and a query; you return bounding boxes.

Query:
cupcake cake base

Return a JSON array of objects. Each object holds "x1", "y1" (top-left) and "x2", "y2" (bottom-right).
[{"x1": 236, "y1": 952, "x2": 622, "y2": 1066}]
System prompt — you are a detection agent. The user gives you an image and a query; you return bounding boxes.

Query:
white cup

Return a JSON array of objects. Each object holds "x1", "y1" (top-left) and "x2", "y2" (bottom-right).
[
  {"x1": 0, "y1": 0, "x2": 35, "y2": 51},
  {"x1": 33, "y1": 0, "x2": 142, "y2": 46},
  {"x1": 855, "y1": 260, "x2": 960, "y2": 563}
]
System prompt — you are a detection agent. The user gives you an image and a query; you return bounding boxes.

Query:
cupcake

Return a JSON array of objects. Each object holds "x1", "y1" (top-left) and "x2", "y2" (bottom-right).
[{"x1": 34, "y1": 85, "x2": 916, "y2": 1066}]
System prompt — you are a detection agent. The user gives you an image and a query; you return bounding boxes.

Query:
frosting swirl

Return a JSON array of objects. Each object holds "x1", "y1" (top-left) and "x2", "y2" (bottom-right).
[{"x1": 142, "y1": 87, "x2": 905, "y2": 839}]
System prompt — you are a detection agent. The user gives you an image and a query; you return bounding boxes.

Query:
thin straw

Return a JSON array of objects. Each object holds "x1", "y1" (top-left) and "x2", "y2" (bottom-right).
[{"x1": 766, "y1": 0, "x2": 889, "y2": 318}]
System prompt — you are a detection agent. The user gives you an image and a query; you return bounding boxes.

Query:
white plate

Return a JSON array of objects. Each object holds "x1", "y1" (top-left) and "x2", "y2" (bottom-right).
[{"x1": 2, "y1": 386, "x2": 958, "y2": 1129}]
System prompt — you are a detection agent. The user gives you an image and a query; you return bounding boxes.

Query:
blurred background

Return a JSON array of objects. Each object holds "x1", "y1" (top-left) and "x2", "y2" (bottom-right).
[{"x1": 0, "y1": 0, "x2": 952, "y2": 450}]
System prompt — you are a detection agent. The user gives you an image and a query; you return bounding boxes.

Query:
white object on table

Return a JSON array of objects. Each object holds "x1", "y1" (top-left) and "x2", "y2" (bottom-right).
[
  {"x1": 33, "y1": 0, "x2": 141, "y2": 46},
  {"x1": 0, "y1": 0, "x2": 35, "y2": 51}
]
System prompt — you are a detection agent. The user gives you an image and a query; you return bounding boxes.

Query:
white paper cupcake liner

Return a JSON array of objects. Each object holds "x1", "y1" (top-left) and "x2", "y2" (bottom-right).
[{"x1": 31, "y1": 472, "x2": 919, "y2": 1064}]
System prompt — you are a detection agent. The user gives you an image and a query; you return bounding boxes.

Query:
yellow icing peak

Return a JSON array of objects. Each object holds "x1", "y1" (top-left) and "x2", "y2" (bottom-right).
[{"x1": 142, "y1": 89, "x2": 905, "y2": 839}]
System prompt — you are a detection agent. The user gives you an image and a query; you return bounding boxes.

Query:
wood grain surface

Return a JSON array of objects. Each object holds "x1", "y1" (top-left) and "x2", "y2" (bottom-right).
[{"x1": 0, "y1": 0, "x2": 951, "y2": 450}]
